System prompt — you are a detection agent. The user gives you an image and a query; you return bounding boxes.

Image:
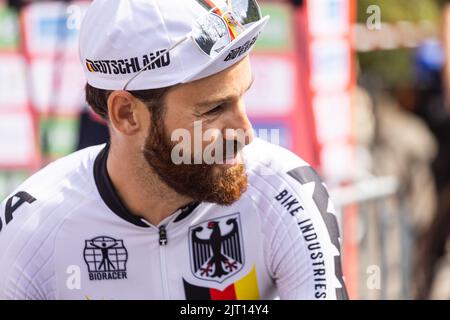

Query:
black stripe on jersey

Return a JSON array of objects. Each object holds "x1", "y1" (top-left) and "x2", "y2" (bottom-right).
[
  {"x1": 287, "y1": 166, "x2": 349, "y2": 300},
  {"x1": 0, "y1": 191, "x2": 36, "y2": 233},
  {"x1": 93, "y1": 144, "x2": 200, "y2": 227},
  {"x1": 93, "y1": 144, "x2": 150, "y2": 227},
  {"x1": 174, "y1": 201, "x2": 201, "y2": 223}
]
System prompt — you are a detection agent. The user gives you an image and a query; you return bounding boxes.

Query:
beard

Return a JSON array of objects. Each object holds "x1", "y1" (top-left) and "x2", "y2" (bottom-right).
[{"x1": 142, "y1": 117, "x2": 248, "y2": 206}]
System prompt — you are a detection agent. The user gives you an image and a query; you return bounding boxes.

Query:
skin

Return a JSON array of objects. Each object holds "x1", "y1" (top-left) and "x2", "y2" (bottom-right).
[{"x1": 105, "y1": 56, "x2": 254, "y2": 226}]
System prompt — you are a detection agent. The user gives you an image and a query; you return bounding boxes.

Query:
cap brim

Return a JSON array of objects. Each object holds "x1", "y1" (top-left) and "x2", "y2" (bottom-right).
[{"x1": 182, "y1": 15, "x2": 270, "y2": 83}]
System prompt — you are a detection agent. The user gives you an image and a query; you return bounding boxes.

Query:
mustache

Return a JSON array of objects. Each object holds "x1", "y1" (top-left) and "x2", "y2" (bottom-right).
[
  {"x1": 200, "y1": 139, "x2": 245, "y2": 165},
  {"x1": 223, "y1": 139, "x2": 245, "y2": 158},
  {"x1": 144, "y1": 132, "x2": 246, "y2": 166}
]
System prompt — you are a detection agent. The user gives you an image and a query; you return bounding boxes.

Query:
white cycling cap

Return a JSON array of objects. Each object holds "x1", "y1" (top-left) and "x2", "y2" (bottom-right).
[{"x1": 79, "y1": 0, "x2": 269, "y2": 90}]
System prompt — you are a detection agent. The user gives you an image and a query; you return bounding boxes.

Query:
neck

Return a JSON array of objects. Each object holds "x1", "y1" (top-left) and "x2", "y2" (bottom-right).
[{"x1": 106, "y1": 142, "x2": 192, "y2": 226}]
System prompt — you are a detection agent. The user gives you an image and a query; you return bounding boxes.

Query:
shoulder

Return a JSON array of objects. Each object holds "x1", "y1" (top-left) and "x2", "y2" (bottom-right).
[
  {"x1": 0, "y1": 145, "x2": 104, "y2": 299},
  {"x1": 14, "y1": 144, "x2": 105, "y2": 200},
  {"x1": 243, "y1": 139, "x2": 336, "y2": 235},
  {"x1": 243, "y1": 138, "x2": 324, "y2": 202},
  {"x1": 243, "y1": 139, "x2": 347, "y2": 299},
  {"x1": 244, "y1": 138, "x2": 310, "y2": 175},
  {"x1": 242, "y1": 138, "x2": 335, "y2": 244},
  {"x1": 0, "y1": 144, "x2": 104, "y2": 228}
]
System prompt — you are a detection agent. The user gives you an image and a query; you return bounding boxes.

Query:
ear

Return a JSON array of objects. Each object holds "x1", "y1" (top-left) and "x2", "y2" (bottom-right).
[{"x1": 107, "y1": 91, "x2": 143, "y2": 136}]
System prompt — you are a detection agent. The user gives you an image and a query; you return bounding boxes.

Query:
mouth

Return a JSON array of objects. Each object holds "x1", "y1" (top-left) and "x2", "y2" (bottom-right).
[{"x1": 222, "y1": 152, "x2": 242, "y2": 167}]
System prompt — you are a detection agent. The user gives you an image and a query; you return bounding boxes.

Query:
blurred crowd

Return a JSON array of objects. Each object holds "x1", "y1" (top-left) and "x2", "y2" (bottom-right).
[{"x1": 353, "y1": 0, "x2": 450, "y2": 299}]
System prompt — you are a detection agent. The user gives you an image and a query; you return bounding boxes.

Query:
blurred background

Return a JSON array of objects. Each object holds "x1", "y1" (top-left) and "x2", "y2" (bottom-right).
[{"x1": 0, "y1": 0, "x2": 449, "y2": 299}]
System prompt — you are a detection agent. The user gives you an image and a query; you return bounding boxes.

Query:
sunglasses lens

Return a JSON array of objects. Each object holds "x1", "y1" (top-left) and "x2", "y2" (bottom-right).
[
  {"x1": 192, "y1": 12, "x2": 231, "y2": 57},
  {"x1": 191, "y1": 0, "x2": 262, "y2": 57},
  {"x1": 230, "y1": 0, "x2": 261, "y2": 25}
]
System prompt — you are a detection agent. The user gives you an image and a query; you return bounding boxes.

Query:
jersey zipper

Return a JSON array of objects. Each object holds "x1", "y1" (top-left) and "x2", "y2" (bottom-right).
[
  {"x1": 159, "y1": 225, "x2": 168, "y2": 246},
  {"x1": 141, "y1": 211, "x2": 181, "y2": 299},
  {"x1": 158, "y1": 224, "x2": 170, "y2": 298}
]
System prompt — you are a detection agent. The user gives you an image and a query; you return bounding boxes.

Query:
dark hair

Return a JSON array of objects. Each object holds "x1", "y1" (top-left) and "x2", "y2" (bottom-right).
[{"x1": 85, "y1": 83, "x2": 173, "y2": 121}]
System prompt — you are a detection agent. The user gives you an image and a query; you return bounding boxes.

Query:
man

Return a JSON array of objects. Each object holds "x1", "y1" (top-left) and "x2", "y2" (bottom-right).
[{"x1": 0, "y1": 0, "x2": 347, "y2": 299}]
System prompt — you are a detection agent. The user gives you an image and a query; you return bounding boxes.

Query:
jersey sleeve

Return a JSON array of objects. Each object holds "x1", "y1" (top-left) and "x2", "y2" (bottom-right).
[
  {"x1": 0, "y1": 190, "x2": 56, "y2": 300},
  {"x1": 261, "y1": 165, "x2": 348, "y2": 300}
]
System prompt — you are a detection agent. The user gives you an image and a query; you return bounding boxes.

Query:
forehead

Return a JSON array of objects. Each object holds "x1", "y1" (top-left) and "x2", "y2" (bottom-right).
[{"x1": 165, "y1": 57, "x2": 253, "y2": 107}]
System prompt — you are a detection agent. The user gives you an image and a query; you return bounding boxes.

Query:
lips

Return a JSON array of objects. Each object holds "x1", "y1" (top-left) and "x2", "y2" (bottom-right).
[{"x1": 222, "y1": 151, "x2": 243, "y2": 166}]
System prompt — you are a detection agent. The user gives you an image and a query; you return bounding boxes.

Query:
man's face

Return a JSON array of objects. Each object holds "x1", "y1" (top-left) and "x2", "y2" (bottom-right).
[{"x1": 143, "y1": 57, "x2": 254, "y2": 205}]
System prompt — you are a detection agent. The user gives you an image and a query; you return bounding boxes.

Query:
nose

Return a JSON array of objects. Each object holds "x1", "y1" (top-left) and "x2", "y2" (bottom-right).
[{"x1": 223, "y1": 100, "x2": 254, "y2": 146}]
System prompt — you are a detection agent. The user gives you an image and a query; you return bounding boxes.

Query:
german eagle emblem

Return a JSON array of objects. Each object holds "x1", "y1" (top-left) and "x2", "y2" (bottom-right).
[{"x1": 189, "y1": 213, "x2": 244, "y2": 283}]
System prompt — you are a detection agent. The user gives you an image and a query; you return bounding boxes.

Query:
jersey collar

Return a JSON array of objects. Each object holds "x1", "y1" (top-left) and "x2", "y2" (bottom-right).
[{"x1": 93, "y1": 144, "x2": 199, "y2": 228}]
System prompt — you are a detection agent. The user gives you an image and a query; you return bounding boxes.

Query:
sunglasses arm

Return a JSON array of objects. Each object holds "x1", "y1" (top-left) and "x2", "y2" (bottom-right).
[{"x1": 122, "y1": 35, "x2": 190, "y2": 90}]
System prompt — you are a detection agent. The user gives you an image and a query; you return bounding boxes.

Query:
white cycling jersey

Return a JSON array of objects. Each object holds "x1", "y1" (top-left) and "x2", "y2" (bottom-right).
[{"x1": 0, "y1": 138, "x2": 347, "y2": 300}]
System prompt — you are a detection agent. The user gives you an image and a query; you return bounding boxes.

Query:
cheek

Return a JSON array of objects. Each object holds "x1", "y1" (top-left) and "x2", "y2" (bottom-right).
[
  {"x1": 202, "y1": 124, "x2": 223, "y2": 150},
  {"x1": 164, "y1": 105, "x2": 228, "y2": 154},
  {"x1": 165, "y1": 119, "x2": 189, "y2": 144},
  {"x1": 156, "y1": 106, "x2": 180, "y2": 138},
  {"x1": 137, "y1": 111, "x2": 152, "y2": 148}
]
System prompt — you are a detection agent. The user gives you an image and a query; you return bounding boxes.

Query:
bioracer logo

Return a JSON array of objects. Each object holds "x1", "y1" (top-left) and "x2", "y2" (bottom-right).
[{"x1": 83, "y1": 236, "x2": 128, "y2": 281}]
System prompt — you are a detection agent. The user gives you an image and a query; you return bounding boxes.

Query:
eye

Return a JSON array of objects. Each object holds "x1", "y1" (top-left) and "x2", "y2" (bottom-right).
[{"x1": 204, "y1": 103, "x2": 226, "y2": 116}]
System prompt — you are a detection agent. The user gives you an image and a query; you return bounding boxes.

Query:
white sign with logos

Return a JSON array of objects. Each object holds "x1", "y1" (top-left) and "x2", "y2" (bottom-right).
[
  {"x1": 313, "y1": 92, "x2": 352, "y2": 143},
  {"x1": 310, "y1": 38, "x2": 350, "y2": 93},
  {"x1": 245, "y1": 55, "x2": 296, "y2": 117},
  {"x1": 22, "y1": 1, "x2": 89, "y2": 57},
  {"x1": 0, "y1": 112, "x2": 35, "y2": 167},
  {"x1": 308, "y1": 0, "x2": 350, "y2": 38},
  {"x1": 30, "y1": 58, "x2": 86, "y2": 114},
  {"x1": 0, "y1": 55, "x2": 28, "y2": 110}
]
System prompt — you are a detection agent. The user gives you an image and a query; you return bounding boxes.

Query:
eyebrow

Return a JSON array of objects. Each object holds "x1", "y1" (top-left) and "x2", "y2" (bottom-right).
[{"x1": 195, "y1": 76, "x2": 255, "y2": 109}]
